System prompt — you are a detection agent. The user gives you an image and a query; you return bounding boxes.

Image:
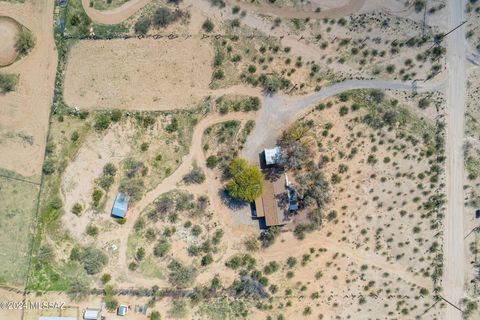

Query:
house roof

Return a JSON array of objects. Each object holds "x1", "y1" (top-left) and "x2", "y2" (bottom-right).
[
  {"x1": 264, "y1": 147, "x2": 282, "y2": 166},
  {"x1": 83, "y1": 309, "x2": 101, "y2": 320},
  {"x1": 256, "y1": 174, "x2": 287, "y2": 227},
  {"x1": 112, "y1": 193, "x2": 129, "y2": 218},
  {"x1": 254, "y1": 197, "x2": 265, "y2": 218}
]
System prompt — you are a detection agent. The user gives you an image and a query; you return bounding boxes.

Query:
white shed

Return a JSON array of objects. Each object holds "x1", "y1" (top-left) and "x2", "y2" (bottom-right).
[
  {"x1": 83, "y1": 309, "x2": 101, "y2": 320},
  {"x1": 264, "y1": 146, "x2": 282, "y2": 166}
]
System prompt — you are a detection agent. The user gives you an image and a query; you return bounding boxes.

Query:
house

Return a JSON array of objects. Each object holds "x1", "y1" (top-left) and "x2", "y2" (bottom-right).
[
  {"x1": 83, "y1": 308, "x2": 101, "y2": 320},
  {"x1": 263, "y1": 146, "x2": 282, "y2": 166},
  {"x1": 254, "y1": 174, "x2": 288, "y2": 227},
  {"x1": 111, "y1": 193, "x2": 129, "y2": 219}
]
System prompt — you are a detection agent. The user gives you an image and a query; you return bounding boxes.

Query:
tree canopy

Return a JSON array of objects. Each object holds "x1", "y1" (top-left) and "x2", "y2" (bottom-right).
[{"x1": 226, "y1": 158, "x2": 264, "y2": 202}]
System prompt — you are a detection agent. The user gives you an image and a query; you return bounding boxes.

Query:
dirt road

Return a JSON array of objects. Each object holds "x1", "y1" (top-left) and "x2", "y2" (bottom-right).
[
  {"x1": 225, "y1": 0, "x2": 366, "y2": 19},
  {"x1": 443, "y1": 0, "x2": 467, "y2": 318},
  {"x1": 81, "y1": 0, "x2": 151, "y2": 24},
  {"x1": 82, "y1": 0, "x2": 365, "y2": 24},
  {"x1": 243, "y1": 79, "x2": 441, "y2": 161}
]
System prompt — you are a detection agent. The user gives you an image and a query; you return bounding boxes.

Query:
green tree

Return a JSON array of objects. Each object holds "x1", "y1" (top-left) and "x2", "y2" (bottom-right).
[
  {"x1": 226, "y1": 158, "x2": 264, "y2": 201},
  {"x1": 16, "y1": 29, "x2": 35, "y2": 55},
  {"x1": 202, "y1": 19, "x2": 214, "y2": 32}
]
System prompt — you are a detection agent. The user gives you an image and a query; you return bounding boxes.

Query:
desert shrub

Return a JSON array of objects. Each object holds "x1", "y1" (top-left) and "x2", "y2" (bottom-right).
[
  {"x1": 16, "y1": 28, "x2": 35, "y2": 55},
  {"x1": 168, "y1": 260, "x2": 197, "y2": 288},
  {"x1": 67, "y1": 278, "x2": 89, "y2": 302},
  {"x1": 244, "y1": 236, "x2": 260, "y2": 251},
  {"x1": 153, "y1": 7, "x2": 186, "y2": 28},
  {"x1": 297, "y1": 171, "x2": 330, "y2": 209},
  {"x1": 169, "y1": 300, "x2": 189, "y2": 318},
  {"x1": 119, "y1": 177, "x2": 144, "y2": 201},
  {"x1": 259, "y1": 227, "x2": 281, "y2": 247},
  {"x1": 0, "y1": 74, "x2": 18, "y2": 93},
  {"x1": 226, "y1": 158, "x2": 264, "y2": 201},
  {"x1": 165, "y1": 117, "x2": 178, "y2": 132},
  {"x1": 201, "y1": 254, "x2": 213, "y2": 266},
  {"x1": 136, "y1": 247, "x2": 146, "y2": 261},
  {"x1": 101, "y1": 273, "x2": 111, "y2": 284},
  {"x1": 206, "y1": 155, "x2": 219, "y2": 169},
  {"x1": 110, "y1": 109, "x2": 122, "y2": 122},
  {"x1": 258, "y1": 73, "x2": 291, "y2": 93},
  {"x1": 210, "y1": 0, "x2": 226, "y2": 8},
  {"x1": 71, "y1": 246, "x2": 108, "y2": 275},
  {"x1": 86, "y1": 224, "x2": 98, "y2": 236},
  {"x1": 230, "y1": 276, "x2": 269, "y2": 299},
  {"x1": 92, "y1": 188, "x2": 103, "y2": 207},
  {"x1": 72, "y1": 202, "x2": 83, "y2": 216},
  {"x1": 134, "y1": 17, "x2": 151, "y2": 34},
  {"x1": 94, "y1": 113, "x2": 111, "y2": 131},
  {"x1": 191, "y1": 225, "x2": 202, "y2": 237},
  {"x1": 149, "y1": 311, "x2": 161, "y2": 320},
  {"x1": 154, "y1": 239, "x2": 171, "y2": 257},
  {"x1": 202, "y1": 18, "x2": 214, "y2": 32},
  {"x1": 42, "y1": 158, "x2": 56, "y2": 175},
  {"x1": 183, "y1": 165, "x2": 206, "y2": 184},
  {"x1": 225, "y1": 254, "x2": 256, "y2": 270},
  {"x1": 71, "y1": 131, "x2": 80, "y2": 142}
]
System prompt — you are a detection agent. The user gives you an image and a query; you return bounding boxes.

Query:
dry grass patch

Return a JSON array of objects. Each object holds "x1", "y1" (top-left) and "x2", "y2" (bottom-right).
[{"x1": 64, "y1": 38, "x2": 214, "y2": 111}]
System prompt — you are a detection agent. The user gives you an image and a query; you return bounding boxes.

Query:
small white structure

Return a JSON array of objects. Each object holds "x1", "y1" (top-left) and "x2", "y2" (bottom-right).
[
  {"x1": 264, "y1": 146, "x2": 282, "y2": 166},
  {"x1": 83, "y1": 308, "x2": 101, "y2": 320}
]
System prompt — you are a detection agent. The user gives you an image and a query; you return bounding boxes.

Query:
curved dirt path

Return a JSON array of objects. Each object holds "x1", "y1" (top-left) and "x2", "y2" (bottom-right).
[
  {"x1": 114, "y1": 78, "x2": 441, "y2": 286},
  {"x1": 81, "y1": 0, "x2": 150, "y2": 24},
  {"x1": 225, "y1": 0, "x2": 366, "y2": 19},
  {"x1": 0, "y1": 17, "x2": 20, "y2": 67},
  {"x1": 116, "y1": 112, "x2": 257, "y2": 274},
  {"x1": 82, "y1": 0, "x2": 365, "y2": 24}
]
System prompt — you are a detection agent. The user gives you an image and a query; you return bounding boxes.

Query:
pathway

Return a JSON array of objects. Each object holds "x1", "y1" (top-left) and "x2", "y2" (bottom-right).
[{"x1": 443, "y1": 0, "x2": 467, "y2": 318}]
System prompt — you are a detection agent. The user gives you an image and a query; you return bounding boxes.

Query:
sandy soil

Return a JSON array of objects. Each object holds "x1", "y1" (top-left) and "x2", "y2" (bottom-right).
[
  {"x1": 225, "y1": 0, "x2": 366, "y2": 19},
  {"x1": 0, "y1": 0, "x2": 57, "y2": 179},
  {"x1": 0, "y1": 16, "x2": 20, "y2": 66},
  {"x1": 61, "y1": 122, "x2": 133, "y2": 240},
  {"x1": 63, "y1": 38, "x2": 213, "y2": 111}
]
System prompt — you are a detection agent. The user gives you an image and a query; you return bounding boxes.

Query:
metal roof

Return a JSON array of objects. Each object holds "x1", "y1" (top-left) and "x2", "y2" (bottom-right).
[
  {"x1": 264, "y1": 147, "x2": 282, "y2": 166},
  {"x1": 83, "y1": 309, "x2": 101, "y2": 320},
  {"x1": 111, "y1": 193, "x2": 129, "y2": 218}
]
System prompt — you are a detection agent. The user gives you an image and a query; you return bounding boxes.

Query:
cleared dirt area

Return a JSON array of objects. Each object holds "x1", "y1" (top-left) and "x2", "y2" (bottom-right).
[
  {"x1": 0, "y1": 16, "x2": 20, "y2": 66},
  {"x1": 0, "y1": 0, "x2": 57, "y2": 179},
  {"x1": 64, "y1": 38, "x2": 213, "y2": 111}
]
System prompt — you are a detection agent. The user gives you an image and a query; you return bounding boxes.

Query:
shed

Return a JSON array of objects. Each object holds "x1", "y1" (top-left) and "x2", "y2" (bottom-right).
[
  {"x1": 264, "y1": 147, "x2": 282, "y2": 166},
  {"x1": 117, "y1": 304, "x2": 128, "y2": 316},
  {"x1": 111, "y1": 193, "x2": 129, "y2": 218},
  {"x1": 83, "y1": 308, "x2": 101, "y2": 320}
]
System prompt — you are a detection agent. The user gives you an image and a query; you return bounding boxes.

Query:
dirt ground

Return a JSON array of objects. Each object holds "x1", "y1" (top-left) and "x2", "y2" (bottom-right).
[
  {"x1": 0, "y1": 0, "x2": 57, "y2": 179},
  {"x1": 63, "y1": 38, "x2": 214, "y2": 111},
  {"x1": 0, "y1": 16, "x2": 20, "y2": 66}
]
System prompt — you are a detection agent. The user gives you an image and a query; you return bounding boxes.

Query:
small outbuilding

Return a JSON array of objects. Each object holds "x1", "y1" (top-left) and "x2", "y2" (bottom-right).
[
  {"x1": 83, "y1": 308, "x2": 101, "y2": 320},
  {"x1": 117, "y1": 304, "x2": 128, "y2": 316},
  {"x1": 111, "y1": 193, "x2": 129, "y2": 219},
  {"x1": 264, "y1": 146, "x2": 282, "y2": 166}
]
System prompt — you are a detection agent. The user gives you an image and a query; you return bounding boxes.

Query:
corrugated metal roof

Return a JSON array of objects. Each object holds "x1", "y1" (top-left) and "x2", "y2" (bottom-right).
[
  {"x1": 83, "y1": 309, "x2": 101, "y2": 320},
  {"x1": 264, "y1": 147, "x2": 282, "y2": 166},
  {"x1": 111, "y1": 192, "x2": 129, "y2": 218}
]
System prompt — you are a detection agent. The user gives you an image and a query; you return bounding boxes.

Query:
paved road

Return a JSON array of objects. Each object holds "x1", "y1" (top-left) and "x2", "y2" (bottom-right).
[{"x1": 443, "y1": 0, "x2": 467, "y2": 318}]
